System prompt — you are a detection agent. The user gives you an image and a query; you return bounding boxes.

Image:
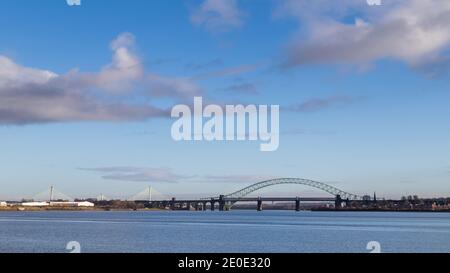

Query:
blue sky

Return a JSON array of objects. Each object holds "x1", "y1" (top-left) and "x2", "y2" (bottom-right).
[{"x1": 1, "y1": 0, "x2": 450, "y2": 200}]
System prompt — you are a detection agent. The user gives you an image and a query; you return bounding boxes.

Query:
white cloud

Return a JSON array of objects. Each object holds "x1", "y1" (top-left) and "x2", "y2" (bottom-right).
[
  {"x1": 278, "y1": 0, "x2": 450, "y2": 73},
  {"x1": 0, "y1": 56, "x2": 57, "y2": 86},
  {"x1": 0, "y1": 33, "x2": 202, "y2": 124},
  {"x1": 95, "y1": 33, "x2": 144, "y2": 92},
  {"x1": 190, "y1": 0, "x2": 243, "y2": 32}
]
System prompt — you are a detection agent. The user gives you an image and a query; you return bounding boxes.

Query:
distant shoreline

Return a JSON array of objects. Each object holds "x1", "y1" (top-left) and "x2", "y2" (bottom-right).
[
  {"x1": 311, "y1": 208, "x2": 450, "y2": 213},
  {"x1": 0, "y1": 207, "x2": 167, "y2": 212},
  {"x1": 1, "y1": 207, "x2": 449, "y2": 213}
]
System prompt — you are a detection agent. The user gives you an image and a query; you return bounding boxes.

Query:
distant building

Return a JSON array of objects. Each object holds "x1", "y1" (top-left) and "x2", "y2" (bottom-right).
[
  {"x1": 75, "y1": 201, "x2": 95, "y2": 207},
  {"x1": 20, "y1": 201, "x2": 94, "y2": 207},
  {"x1": 0, "y1": 201, "x2": 7, "y2": 207},
  {"x1": 21, "y1": 202, "x2": 50, "y2": 207},
  {"x1": 49, "y1": 201, "x2": 94, "y2": 207}
]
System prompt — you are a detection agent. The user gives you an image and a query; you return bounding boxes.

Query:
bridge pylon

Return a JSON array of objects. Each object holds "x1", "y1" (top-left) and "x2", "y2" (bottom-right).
[
  {"x1": 31, "y1": 186, "x2": 73, "y2": 202},
  {"x1": 129, "y1": 186, "x2": 169, "y2": 202}
]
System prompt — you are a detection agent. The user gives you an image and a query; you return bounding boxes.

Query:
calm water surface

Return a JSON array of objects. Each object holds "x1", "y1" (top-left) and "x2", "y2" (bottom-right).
[{"x1": 0, "y1": 210, "x2": 449, "y2": 253}]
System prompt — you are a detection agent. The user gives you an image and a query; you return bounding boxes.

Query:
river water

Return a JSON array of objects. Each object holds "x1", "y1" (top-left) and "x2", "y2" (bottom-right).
[{"x1": 0, "y1": 210, "x2": 449, "y2": 253}]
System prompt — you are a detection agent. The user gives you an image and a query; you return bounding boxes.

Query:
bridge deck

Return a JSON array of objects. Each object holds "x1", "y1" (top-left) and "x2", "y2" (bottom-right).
[
  {"x1": 224, "y1": 197, "x2": 335, "y2": 202},
  {"x1": 145, "y1": 197, "x2": 336, "y2": 203}
]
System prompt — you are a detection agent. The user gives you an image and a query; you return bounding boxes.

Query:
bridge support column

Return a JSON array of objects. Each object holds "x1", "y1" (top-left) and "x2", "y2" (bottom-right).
[
  {"x1": 219, "y1": 195, "x2": 225, "y2": 211},
  {"x1": 202, "y1": 201, "x2": 207, "y2": 211},
  {"x1": 210, "y1": 199, "x2": 215, "y2": 211},
  {"x1": 335, "y1": 195, "x2": 342, "y2": 210},
  {"x1": 295, "y1": 198, "x2": 300, "y2": 212},
  {"x1": 257, "y1": 198, "x2": 263, "y2": 211},
  {"x1": 170, "y1": 197, "x2": 176, "y2": 210}
]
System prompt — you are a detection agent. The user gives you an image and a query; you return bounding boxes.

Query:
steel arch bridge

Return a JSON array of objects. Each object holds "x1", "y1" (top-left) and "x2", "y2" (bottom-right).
[{"x1": 224, "y1": 178, "x2": 361, "y2": 200}]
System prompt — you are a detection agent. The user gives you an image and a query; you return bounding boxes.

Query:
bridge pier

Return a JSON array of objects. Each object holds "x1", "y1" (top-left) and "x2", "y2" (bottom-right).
[
  {"x1": 219, "y1": 195, "x2": 225, "y2": 211},
  {"x1": 295, "y1": 198, "x2": 300, "y2": 211},
  {"x1": 257, "y1": 198, "x2": 263, "y2": 211},
  {"x1": 210, "y1": 199, "x2": 215, "y2": 211},
  {"x1": 202, "y1": 201, "x2": 207, "y2": 211},
  {"x1": 335, "y1": 195, "x2": 342, "y2": 210}
]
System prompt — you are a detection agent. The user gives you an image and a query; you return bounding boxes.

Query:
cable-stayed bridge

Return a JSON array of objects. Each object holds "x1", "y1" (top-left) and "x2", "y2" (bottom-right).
[
  {"x1": 96, "y1": 194, "x2": 111, "y2": 201},
  {"x1": 30, "y1": 186, "x2": 167, "y2": 202},
  {"x1": 128, "y1": 186, "x2": 170, "y2": 201},
  {"x1": 32, "y1": 186, "x2": 73, "y2": 202}
]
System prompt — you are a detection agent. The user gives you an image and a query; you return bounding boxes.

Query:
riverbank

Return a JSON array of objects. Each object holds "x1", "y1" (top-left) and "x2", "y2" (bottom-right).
[
  {"x1": 312, "y1": 208, "x2": 450, "y2": 213},
  {"x1": 0, "y1": 207, "x2": 166, "y2": 212},
  {"x1": 2, "y1": 206, "x2": 449, "y2": 213}
]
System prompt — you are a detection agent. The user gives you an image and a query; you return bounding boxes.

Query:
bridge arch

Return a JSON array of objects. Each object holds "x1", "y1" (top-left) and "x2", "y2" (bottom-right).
[{"x1": 224, "y1": 178, "x2": 361, "y2": 200}]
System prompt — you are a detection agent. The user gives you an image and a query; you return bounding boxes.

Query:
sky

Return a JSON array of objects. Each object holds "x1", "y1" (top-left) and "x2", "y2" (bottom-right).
[{"x1": 1, "y1": 0, "x2": 450, "y2": 200}]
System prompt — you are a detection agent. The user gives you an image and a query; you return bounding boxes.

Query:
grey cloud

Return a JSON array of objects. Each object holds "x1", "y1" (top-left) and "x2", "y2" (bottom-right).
[
  {"x1": 223, "y1": 82, "x2": 258, "y2": 95},
  {"x1": 413, "y1": 55, "x2": 450, "y2": 79},
  {"x1": 199, "y1": 175, "x2": 275, "y2": 184},
  {"x1": 193, "y1": 62, "x2": 265, "y2": 80},
  {"x1": 190, "y1": 0, "x2": 243, "y2": 32},
  {"x1": 274, "y1": 0, "x2": 386, "y2": 21},
  {"x1": 80, "y1": 167, "x2": 273, "y2": 184},
  {"x1": 288, "y1": 96, "x2": 357, "y2": 112},
  {"x1": 79, "y1": 167, "x2": 191, "y2": 183},
  {"x1": 0, "y1": 70, "x2": 167, "y2": 125},
  {"x1": 279, "y1": 0, "x2": 450, "y2": 73}
]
